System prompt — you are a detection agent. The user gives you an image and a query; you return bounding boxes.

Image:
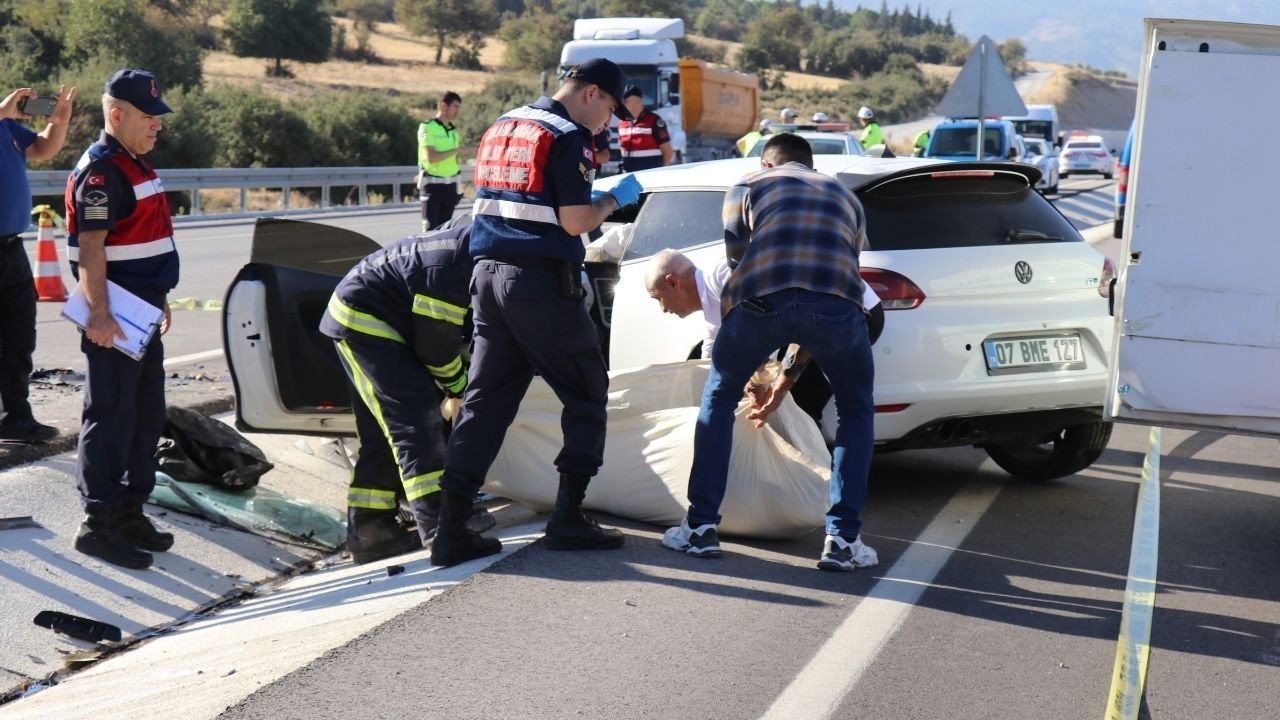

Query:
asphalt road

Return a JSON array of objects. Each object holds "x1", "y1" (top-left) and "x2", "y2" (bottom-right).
[{"x1": 213, "y1": 424, "x2": 1279, "y2": 720}]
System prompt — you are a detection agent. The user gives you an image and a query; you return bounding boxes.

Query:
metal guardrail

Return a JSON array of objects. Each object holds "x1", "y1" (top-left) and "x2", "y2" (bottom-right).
[{"x1": 27, "y1": 164, "x2": 476, "y2": 216}]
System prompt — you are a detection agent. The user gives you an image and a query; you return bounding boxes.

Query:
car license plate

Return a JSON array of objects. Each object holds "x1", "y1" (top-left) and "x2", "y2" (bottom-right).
[
  {"x1": 1072, "y1": 162, "x2": 1091, "y2": 169},
  {"x1": 983, "y1": 334, "x2": 1086, "y2": 374}
]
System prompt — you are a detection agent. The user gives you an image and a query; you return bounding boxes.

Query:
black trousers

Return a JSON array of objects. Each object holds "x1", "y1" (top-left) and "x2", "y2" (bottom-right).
[
  {"x1": 76, "y1": 333, "x2": 166, "y2": 514},
  {"x1": 443, "y1": 259, "x2": 608, "y2": 495},
  {"x1": 332, "y1": 335, "x2": 446, "y2": 511},
  {"x1": 419, "y1": 181, "x2": 460, "y2": 232},
  {"x1": 0, "y1": 238, "x2": 37, "y2": 425}
]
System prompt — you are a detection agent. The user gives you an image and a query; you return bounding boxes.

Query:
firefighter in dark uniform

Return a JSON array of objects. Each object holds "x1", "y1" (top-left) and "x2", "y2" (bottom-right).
[
  {"x1": 417, "y1": 91, "x2": 463, "y2": 232},
  {"x1": 65, "y1": 69, "x2": 179, "y2": 570},
  {"x1": 617, "y1": 85, "x2": 672, "y2": 172},
  {"x1": 430, "y1": 58, "x2": 643, "y2": 567},
  {"x1": 320, "y1": 219, "x2": 495, "y2": 564}
]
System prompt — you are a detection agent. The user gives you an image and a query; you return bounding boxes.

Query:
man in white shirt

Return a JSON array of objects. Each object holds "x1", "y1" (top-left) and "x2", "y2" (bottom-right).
[
  {"x1": 643, "y1": 247, "x2": 884, "y2": 424},
  {"x1": 642, "y1": 248, "x2": 731, "y2": 358}
]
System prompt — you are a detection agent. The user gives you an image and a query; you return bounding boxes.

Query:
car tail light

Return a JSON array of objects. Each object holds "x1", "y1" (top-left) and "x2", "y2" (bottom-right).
[
  {"x1": 861, "y1": 267, "x2": 925, "y2": 309},
  {"x1": 1092, "y1": 152, "x2": 1107, "y2": 158},
  {"x1": 875, "y1": 403, "x2": 911, "y2": 413},
  {"x1": 1098, "y1": 257, "x2": 1116, "y2": 298}
]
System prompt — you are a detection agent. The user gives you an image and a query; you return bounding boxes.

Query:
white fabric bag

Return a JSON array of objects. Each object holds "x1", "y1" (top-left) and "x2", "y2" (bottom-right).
[{"x1": 484, "y1": 360, "x2": 831, "y2": 539}]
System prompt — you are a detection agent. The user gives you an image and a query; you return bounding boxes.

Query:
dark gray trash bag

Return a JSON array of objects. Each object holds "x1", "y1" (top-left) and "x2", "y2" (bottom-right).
[{"x1": 155, "y1": 407, "x2": 274, "y2": 491}]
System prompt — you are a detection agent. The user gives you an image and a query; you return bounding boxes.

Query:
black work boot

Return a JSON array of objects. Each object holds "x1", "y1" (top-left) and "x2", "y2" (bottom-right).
[
  {"x1": 410, "y1": 493, "x2": 497, "y2": 545},
  {"x1": 544, "y1": 473, "x2": 625, "y2": 551},
  {"x1": 430, "y1": 490, "x2": 501, "y2": 567},
  {"x1": 74, "y1": 512, "x2": 153, "y2": 570},
  {"x1": 347, "y1": 507, "x2": 423, "y2": 564},
  {"x1": 118, "y1": 505, "x2": 175, "y2": 552}
]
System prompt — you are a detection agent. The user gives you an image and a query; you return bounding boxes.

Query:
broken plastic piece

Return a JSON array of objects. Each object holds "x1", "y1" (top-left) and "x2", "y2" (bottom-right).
[
  {"x1": 33, "y1": 611, "x2": 122, "y2": 643},
  {"x1": 0, "y1": 516, "x2": 40, "y2": 531}
]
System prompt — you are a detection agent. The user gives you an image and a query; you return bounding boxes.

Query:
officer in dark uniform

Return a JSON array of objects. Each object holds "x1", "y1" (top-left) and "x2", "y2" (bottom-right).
[
  {"x1": 617, "y1": 85, "x2": 672, "y2": 172},
  {"x1": 319, "y1": 219, "x2": 495, "y2": 564},
  {"x1": 65, "y1": 69, "x2": 179, "y2": 570},
  {"x1": 430, "y1": 58, "x2": 643, "y2": 567}
]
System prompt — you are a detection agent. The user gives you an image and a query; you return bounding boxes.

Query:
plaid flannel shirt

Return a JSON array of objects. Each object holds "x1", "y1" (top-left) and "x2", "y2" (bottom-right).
[{"x1": 720, "y1": 161, "x2": 868, "y2": 317}]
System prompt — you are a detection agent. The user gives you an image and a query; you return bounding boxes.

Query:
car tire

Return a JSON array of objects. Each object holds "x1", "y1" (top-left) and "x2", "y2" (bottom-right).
[
  {"x1": 983, "y1": 421, "x2": 1113, "y2": 482},
  {"x1": 1104, "y1": 170, "x2": 1113, "y2": 180},
  {"x1": 1060, "y1": 171, "x2": 1069, "y2": 178},
  {"x1": 1048, "y1": 182, "x2": 1058, "y2": 194}
]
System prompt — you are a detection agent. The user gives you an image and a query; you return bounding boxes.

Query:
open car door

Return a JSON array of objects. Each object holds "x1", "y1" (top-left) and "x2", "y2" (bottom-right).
[
  {"x1": 1107, "y1": 19, "x2": 1280, "y2": 436},
  {"x1": 222, "y1": 218, "x2": 379, "y2": 436}
]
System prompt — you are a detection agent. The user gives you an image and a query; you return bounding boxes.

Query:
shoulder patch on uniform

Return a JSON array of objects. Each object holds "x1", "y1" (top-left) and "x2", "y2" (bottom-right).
[
  {"x1": 655, "y1": 119, "x2": 666, "y2": 128},
  {"x1": 582, "y1": 146, "x2": 594, "y2": 162},
  {"x1": 84, "y1": 190, "x2": 109, "y2": 206},
  {"x1": 87, "y1": 174, "x2": 105, "y2": 186},
  {"x1": 579, "y1": 162, "x2": 595, "y2": 184}
]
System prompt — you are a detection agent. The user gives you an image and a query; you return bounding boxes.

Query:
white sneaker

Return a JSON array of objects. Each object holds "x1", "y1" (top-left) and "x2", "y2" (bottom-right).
[
  {"x1": 662, "y1": 517, "x2": 722, "y2": 558},
  {"x1": 817, "y1": 534, "x2": 878, "y2": 571}
]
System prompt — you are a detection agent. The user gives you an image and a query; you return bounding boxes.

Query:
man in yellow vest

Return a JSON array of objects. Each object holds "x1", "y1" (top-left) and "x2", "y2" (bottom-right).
[
  {"x1": 913, "y1": 129, "x2": 930, "y2": 156},
  {"x1": 736, "y1": 119, "x2": 771, "y2": 157},
  {"x1": 857, "y1": 106, "x2": 882, "y2": 149},
  {"x1": 417, "y1": 91, "x2": 463, "y2": 232}
]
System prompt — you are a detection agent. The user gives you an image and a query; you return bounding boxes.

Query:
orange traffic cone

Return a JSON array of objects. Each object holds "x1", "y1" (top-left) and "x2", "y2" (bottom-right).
[{"x1": 31, "y1": 205, "x2": 68, "y2": 302}]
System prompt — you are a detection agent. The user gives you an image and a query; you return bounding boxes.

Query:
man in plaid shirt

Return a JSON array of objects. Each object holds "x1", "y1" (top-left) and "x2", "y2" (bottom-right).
[{"x1": 662, "y1": 133, "x2": 879, "y2": 572}]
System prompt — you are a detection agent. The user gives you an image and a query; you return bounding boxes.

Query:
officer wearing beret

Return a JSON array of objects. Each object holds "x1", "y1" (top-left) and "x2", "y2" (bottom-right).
[
  {"x1": 431, "y1": 58, "x2": 644, "y2": 566},
  {"x1": 64, "y1": 69, "x2": 179, "y2": 570}
]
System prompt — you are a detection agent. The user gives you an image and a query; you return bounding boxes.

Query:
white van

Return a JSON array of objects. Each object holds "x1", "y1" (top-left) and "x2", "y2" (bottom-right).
[
  {"x1": 1107, "y1": 18, "x2": 1280, "y2": 436},
  {"x1": 1003, "y1": 104, "x2": 1060, "y2": 147}
]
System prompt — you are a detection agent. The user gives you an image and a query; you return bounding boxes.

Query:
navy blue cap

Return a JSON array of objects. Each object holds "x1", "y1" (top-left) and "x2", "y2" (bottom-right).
[
  {"x1": 623, "y1": 85, "x2": 643, "y2": 100},
  {"x1": 565, "y1": 58, "x2": 632, "y2": 120},
  {"x1": 104, "y1": 69, "x2": 172, "y2": 116}
]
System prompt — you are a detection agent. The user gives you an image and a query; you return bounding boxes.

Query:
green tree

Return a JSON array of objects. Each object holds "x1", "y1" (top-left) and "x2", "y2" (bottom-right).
[
  {"x1": 499, "y1": 9, "x2": 572, "y2": 72},
  {"x1": 736, "y1": 6, "x2": 812, "y2": 73},
  {"x1": 62, "y1": 0, "x2": 204, "y2": 90},
  {"x1": 395, "y1": 0, "x2": 499, "y2": 66},
  {"x1": 602, "y1": 0, "x2": 684, "y2": 20},
  {"x1": 303, "y1": 90, "x2": 418, "y2": 166},
  {"x1": 997, "y1": 37, "x2": 1028, "y2": 77},
  {"x1": 335, "y1": 0, "x2": 393, "y2": 29},
  {"x1": 224, "y1": 0, "x2": 332, "y2": 77}
]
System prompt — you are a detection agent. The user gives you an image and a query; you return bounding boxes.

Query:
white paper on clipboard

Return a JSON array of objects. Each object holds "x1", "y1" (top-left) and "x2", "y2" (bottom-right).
[{"x1": 61, "y1": 280, "x2": 163, "y2": 360}]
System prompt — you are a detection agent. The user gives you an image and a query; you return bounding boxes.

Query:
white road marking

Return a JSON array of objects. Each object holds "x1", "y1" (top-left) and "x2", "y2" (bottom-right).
[
  {"x1": 163, "y1": 349, "x2": 223, "y2": 369},
  {"x1": 759, "y1": 481, "x2": 1003, "y2": 720}
]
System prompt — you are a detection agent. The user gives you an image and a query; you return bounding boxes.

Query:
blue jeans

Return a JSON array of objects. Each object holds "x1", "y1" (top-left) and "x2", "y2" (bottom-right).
[{"x1": 687, "y1": 289, "x2": 875, "y2": 538}]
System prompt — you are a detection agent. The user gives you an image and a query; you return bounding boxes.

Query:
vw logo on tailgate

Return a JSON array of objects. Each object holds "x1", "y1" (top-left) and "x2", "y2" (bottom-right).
[{"x1": 1014, "y1": 261, "x2": 1033, "y2": 284}]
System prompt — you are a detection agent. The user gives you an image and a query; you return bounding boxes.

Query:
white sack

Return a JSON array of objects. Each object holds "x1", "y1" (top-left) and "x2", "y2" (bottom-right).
[{"x1": 484, "y1": 361, "x2": 831, "y2": 539}]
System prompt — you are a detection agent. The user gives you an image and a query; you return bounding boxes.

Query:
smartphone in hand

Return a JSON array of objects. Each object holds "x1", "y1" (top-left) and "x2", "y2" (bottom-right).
[{"x1": 18, "y1": 94, "x2": 58, "y2": 117}]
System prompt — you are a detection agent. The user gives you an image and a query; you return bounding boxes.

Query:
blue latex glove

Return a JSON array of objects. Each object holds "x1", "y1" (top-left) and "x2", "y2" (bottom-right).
[{"x1": 604, "y1": 174, "x2": 642, "y2": 208}]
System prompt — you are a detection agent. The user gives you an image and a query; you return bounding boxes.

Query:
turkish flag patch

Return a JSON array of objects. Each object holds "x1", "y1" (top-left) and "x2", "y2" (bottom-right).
[
  {"x1": 87, "y1": 174, "x2": 105, "y2": 186},
  {"x1": 582, "y1": 147, "x2": 594, "y2": 161}
]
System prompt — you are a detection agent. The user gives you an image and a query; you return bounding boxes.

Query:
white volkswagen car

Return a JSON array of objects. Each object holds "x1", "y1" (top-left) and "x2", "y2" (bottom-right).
[
  {"x1": 597, "y1": 155, "x2": 1116, "y2": 480},
  {"x1": 222, "y1": 155, "x2": 1116, "y2": 482}
]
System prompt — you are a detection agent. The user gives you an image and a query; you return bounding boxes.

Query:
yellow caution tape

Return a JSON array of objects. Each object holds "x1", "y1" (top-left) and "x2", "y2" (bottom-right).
[
  {"x1": 168, "y1": 298, "x2": 223, "y2": 311},
  {"x1": 1103, "y1": 425, "x2": 1161, "y2": 720}
]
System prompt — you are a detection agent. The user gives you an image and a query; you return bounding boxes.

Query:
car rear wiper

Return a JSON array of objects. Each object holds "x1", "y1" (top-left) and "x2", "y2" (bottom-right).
[{"x1": 1004, "y1": 228, "x2": 1062, "y2": 243}]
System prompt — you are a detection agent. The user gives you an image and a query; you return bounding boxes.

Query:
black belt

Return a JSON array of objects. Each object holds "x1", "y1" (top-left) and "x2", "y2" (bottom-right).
[
  {"x1": 1, "y1": 234, "x2": 20, "y2": 248},
  {"x1": 485, "y1": 257, "x2": 581, "y2": 271}
]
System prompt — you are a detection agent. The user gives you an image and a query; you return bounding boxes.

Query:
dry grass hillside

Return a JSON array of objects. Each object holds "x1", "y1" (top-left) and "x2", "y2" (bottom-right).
[
  {"x1": 203, "y1": 18, "x2": 514, "y2": 97},
  {"x1": 201, "y1": 19, "x2": 1133, "y2": 131}
]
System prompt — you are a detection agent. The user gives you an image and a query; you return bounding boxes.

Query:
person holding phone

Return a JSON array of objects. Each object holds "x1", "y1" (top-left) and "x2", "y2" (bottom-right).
[
  {"x1": 662, "y1": 133, "x2": 879, "y2": 572},
  {"x1": 0, "y1": 84, "x2": 75, "y2": 444}
]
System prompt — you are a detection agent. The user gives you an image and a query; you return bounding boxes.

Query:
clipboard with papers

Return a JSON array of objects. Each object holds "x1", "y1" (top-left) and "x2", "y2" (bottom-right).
[{"x1": 61, "y1": 280, "x2": 164, "y2": 361}]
